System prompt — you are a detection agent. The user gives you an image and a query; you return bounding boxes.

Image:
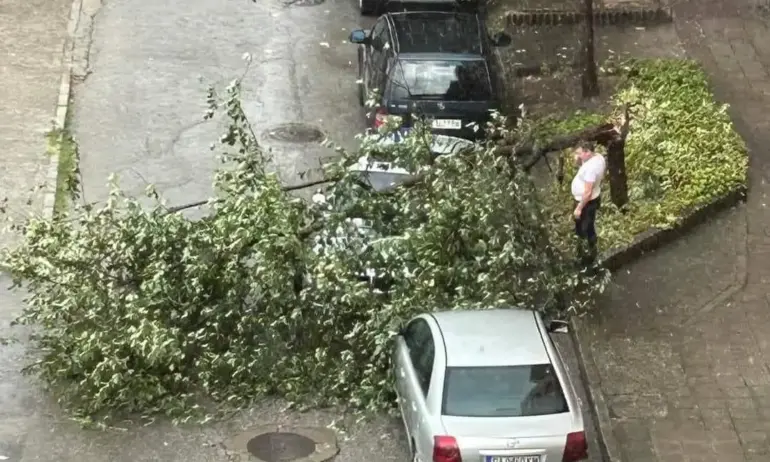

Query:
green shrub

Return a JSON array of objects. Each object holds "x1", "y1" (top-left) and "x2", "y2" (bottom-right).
[{"x1": 540, "y1": 59, "x2": 748, "y2": 251}]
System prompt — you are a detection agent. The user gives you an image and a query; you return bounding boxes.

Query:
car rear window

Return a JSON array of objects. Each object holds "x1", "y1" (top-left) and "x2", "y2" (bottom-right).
[
  {"x1": 442, "y1": 365, "x2": 569, "y2": 417},
  {"x1": 390, "y1": 59, "x2": 492, "y2": 101}
]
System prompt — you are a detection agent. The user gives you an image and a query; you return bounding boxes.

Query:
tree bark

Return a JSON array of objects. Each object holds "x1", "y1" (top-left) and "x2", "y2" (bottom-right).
[
  {"x1": 167, "y1": 121, "x2": 625, "y2": 213},
  {"x1": 581, "y1": 0, "x2": 600, "y2": 98},
  {"x1": 496, "y1": 123, "x2": 617, "y2": 171},
  {"x1": 606, "y1": 106, "x2": 631, "y2": 208}
]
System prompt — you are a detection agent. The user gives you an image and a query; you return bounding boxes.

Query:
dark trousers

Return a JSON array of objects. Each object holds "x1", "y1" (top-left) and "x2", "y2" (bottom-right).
[{"x1": 574, "y1": 197, "x2": 601, "y2": 264}]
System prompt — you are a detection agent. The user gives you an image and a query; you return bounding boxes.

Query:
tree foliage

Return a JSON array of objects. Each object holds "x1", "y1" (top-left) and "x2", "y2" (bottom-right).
[{"x1": 2, "y1": 73, "x2": 608, "y2": 424}]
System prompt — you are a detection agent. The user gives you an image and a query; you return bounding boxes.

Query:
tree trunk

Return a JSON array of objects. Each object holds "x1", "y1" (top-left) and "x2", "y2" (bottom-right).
[
  {"x1": 581, "y1": 0, "x2": 600, "y2": 98},
  {"x1": 606, "y1": 105, "x2": 632, "y2": 208},
  {"x1": 606, "y1": 136, "x2": 629, "y2": 208}
]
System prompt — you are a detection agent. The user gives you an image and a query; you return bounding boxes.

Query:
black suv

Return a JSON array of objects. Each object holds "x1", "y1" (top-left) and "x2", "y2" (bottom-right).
[{"x1": 348, "y1": 8, "x2": 511, "y2": 141}]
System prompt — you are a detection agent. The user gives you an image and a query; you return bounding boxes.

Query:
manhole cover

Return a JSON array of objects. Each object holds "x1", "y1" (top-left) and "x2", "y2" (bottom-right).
[
  {"x1": 264, "y1": 123, "x2": 325, "y2": 142},
  {"x1": 246, "y1": 432, "x2": 316, "y2": 461}
]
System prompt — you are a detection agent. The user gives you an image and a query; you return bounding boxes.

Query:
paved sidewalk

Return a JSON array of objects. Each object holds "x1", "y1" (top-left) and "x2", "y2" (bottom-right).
[
  {"x1": 578, "y1": 5, "x2": 770, "y2": 462},
  {"x1": 0, "y1": 0, "x2": 72, "y2": 249}
]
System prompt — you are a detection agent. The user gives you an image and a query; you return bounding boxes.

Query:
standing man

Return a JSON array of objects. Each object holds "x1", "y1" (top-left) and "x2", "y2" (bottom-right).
[{"x1": 571, "y1": 141, "x2": 606, "y2": 265}]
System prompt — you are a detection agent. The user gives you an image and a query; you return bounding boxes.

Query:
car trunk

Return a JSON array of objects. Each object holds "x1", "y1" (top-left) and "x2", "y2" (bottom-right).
[
  {"x1": 441, "y1": 413, "x2": 576, "y2": 462},
  {"x1": 385, "y1": 99, "x2": 493, "y2": 140}
]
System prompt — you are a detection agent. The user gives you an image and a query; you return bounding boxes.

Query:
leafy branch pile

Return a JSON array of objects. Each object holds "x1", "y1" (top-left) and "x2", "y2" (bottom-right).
[
  {"x1": 541, "y1": 59, "x2": 748, "y2": 250},
  {"x1": 1, "y1": 77, "x2": 607, "y2": 424}
]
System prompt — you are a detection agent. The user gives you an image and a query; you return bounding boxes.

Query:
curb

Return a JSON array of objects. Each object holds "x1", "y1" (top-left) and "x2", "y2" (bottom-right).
[
  {"x1": 599, "y1": 184, "x2": 747, "y2": 271},
  {"x1": 504, "y1": 6, "x2": 673, "y2": 28},
  {"x1": 573, "y1": 183, "x2": 747, "y2": 462},
  {"x1": 570, "y1": 315, "x2": 622, "y2": 462},
  {"x1": 42, "y1": 0, "x2": 83, "y2": 220}
]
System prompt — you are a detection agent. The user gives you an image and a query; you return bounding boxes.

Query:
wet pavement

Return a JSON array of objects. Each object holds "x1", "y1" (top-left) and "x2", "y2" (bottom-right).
[
  {"x1": 0, "y1": 0, "x2": 71, "y2": 249},
  {"x1": 574, "y1": 3, "x2": 770, "y2": 461},
  {"x1": 71, "y1": 0, "x2": 371, "y2": 211}
]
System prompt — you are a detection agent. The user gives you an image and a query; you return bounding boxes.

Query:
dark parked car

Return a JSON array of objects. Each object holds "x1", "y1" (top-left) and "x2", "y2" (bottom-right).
[{"x1": 348, "y1": 9, "x2": 511, "y2": 141}]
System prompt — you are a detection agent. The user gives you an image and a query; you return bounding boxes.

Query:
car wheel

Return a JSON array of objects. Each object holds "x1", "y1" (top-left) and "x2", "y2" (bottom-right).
[{"x1": 359, "y1": 0, "x2": 377, "y2": 16}]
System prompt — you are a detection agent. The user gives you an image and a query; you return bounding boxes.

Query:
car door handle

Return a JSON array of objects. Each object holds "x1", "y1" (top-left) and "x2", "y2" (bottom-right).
[{"x1": 399, "y1": 368, "x2": 405, "y2": 378}]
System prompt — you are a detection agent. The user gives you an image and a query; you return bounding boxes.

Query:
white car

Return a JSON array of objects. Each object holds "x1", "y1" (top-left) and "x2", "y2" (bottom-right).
[{"x1": 393, "y1": 308, "x2": 588, "y2": 462}]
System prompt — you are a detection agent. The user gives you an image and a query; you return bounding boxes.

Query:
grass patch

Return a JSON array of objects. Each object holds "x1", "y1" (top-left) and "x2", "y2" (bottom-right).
[
  {"x1": 46, "y1": 127, "x2": 79, "y2": 216},
  {"x1": 537, "y1": 58, "x2": 748, "y2": 252}
]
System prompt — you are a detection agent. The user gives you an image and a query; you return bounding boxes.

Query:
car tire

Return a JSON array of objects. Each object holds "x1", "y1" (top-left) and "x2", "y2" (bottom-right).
[{"x1": 359, "y1": 0, "x2": 377, "y2": 16}]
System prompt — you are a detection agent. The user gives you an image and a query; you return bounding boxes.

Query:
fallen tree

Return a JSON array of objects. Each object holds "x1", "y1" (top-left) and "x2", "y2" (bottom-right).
[
  {"x1": 167, "y1": 118, "x2": 626, "y2": 215},
  {"x1": 1, "y1": 75, "x2": 610, "y2": 426}
]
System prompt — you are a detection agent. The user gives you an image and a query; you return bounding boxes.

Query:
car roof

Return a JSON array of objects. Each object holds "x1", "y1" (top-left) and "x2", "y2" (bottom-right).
[
  {"x1": 387, "y1": 11, "x2": 483, "y2": 55},
  {"x1": 431, "y1": 309, "x2": 551, "y2": 367}
]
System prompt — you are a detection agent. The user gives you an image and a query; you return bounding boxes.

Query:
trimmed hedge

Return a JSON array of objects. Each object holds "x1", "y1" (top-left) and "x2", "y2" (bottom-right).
[{"x1": 538, "y1": 59, "x2": 748, "y2": 252}]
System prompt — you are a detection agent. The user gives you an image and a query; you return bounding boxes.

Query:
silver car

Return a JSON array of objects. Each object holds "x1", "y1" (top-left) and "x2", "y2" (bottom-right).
[{"x1": 392, "y1": 309, "x2": 588, "y2": 462}]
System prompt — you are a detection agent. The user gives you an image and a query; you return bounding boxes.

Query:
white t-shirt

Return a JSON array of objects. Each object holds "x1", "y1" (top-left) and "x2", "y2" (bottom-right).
[{"x1": 571, "y1": 155, "x2": 606, "y2": 202}]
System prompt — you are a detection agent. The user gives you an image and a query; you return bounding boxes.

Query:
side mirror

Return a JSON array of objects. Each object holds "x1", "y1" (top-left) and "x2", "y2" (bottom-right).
[
  {"x1": 547, "y1": 320, "x2": 569, "y2": 334},
  {"x1": 491, "y1": 31, "x2": 512, "y2": 47},
  {"x1": 349, "y1": 29, "x2": 370, "y2": 45}
]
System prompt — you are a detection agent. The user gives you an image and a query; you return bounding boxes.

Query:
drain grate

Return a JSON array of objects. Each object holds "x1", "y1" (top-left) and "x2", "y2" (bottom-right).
[
  {"x1": 246, "y1": 432, "x2": 316, "y2": 461},
  {"x1": 263, "y1": 123, "x2": 325, "y2": 143}
]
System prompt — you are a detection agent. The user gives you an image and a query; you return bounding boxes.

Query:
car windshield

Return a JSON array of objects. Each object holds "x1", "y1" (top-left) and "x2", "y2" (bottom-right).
[
  {"x1": 442, "y1": 365, "x2": 569, "y2": 417},
  {"x1": 390, "y1": 59, "x2": 492, "y2": 101}
]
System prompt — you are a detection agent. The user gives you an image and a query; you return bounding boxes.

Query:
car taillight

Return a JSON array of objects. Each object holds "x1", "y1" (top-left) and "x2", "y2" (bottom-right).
[
  {"x1": 563, "y1": 431, "x2": 588, "y2": 462},
  {"x1": 433, "y1": 435, "x2": 461, "y2": 462},
  {"x1": 373, "y1": 107, "x2": 388, "y2": 128}
]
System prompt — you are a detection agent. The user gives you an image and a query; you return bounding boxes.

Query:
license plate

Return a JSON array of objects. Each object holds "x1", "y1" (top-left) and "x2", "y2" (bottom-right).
[
  {"x1": 486, "y1": 457, "x2": 541, "y2": 462},
  {"x1": 432, "y1": 119, "x2": 462, "y2": 130}
]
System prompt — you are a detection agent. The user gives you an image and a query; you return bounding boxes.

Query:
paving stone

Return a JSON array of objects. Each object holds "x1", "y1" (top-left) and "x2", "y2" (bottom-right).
[
  {"x1": 730, "y1": 39, "x2": 770, "y2": 80},
  {"x1": 738, "y1": 431, "x2": 770, "y2": 455},
  {"x1": 708, "y1": 40, "x2": 746, "y2": 75},
  {"x1": 701, "y1": 407, "x2": 736, "y2": 431},
  {"x1": 681, "y1": 439, "x2": 716, "y2": 457},
  {"x1": 656, "y1": 451, "x2": 688, "y2": 462},
  {"x1": 733, "y1": 418, "x2": 767, "y2": 434},
  {"x1": 609, "y1": 394, "x2": 668, "y2": 419}
]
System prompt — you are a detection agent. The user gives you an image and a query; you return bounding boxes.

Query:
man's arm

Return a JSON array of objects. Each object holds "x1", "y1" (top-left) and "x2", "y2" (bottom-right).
[{"x1": 575, "y1": 181, "x2": 595, "y2": 216}]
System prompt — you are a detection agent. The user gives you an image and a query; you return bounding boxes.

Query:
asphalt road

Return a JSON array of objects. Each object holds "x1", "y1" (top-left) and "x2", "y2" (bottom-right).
[
  {"x1": 72, "y1": 0, "x2": 373, "y2": 212},
  {"x1": 0, "y1": 0, "x2": 601, "y2": 459}
]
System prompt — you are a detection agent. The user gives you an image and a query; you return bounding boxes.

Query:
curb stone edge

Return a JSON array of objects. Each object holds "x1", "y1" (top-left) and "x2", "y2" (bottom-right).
[
  {"x1": 573, "y1": 183, "x2": 747, "y2": 462},
  {"x1": 503, "y1": 6, "x2": 674, "y2": 28},
  {"x1": 42, "y1": 0, "x2": 83, "y2": 220},
  {"x1": 570, "y1": 315, "x2": 621, "y2": 462},
  {"x1": 599, "y1": 184, "x2": 748, "y2": 272}
]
